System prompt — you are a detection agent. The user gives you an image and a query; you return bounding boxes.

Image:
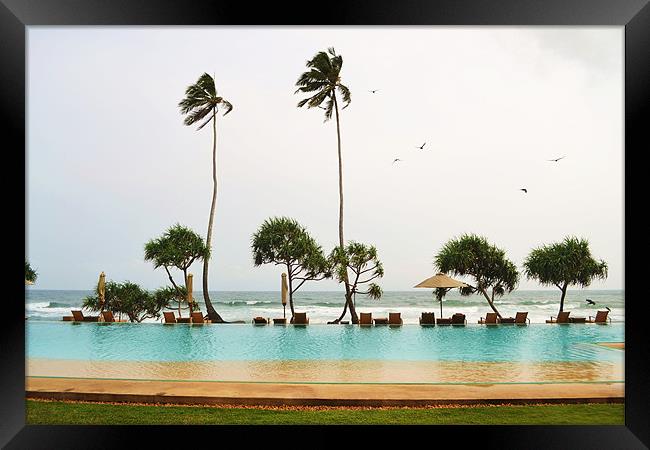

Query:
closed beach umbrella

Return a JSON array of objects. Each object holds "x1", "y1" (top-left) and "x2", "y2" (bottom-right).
[
  {"x1": 414, "y1": 273, "x2": 468, "y2": 318},
  {"x1": 281, "y1": 273, "x2": 288, "y2": 319},
  {"x1": 98, "y1": 272, "x2": 106, "y2": 310},
  {"x1": 187, "y1": 273, "x2": 193, "y2": 313}
]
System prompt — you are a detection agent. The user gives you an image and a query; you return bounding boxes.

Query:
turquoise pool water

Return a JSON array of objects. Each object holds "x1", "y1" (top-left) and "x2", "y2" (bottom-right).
[{"x1": 27, "y1": 322, "x2": 623, "y2": 363}]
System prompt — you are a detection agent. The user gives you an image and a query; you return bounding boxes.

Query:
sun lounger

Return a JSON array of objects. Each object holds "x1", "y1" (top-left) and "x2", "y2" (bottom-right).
[
  {"x1": 570, "y1": 316, "x2": 586, "y2": 323},
  {"x1": 359, "y1": 312, "x2": 373, "y2": 326},
  {"x1": 436, "y1": 318, "x2": 452, "y2": 325},
  {"x1": 163, "y1": 311, "x2": 177, "y2": 324},
  {"x1": 388, "y1": 312, "x2": 403, "y2": 326},
  {"x1": 587, "y1": 310, "x2": 611, "y2": 324},
  {"x1": 478, "y1": 312, "x2": 498, "y2": 325},
  {"x1": 515, "y1": 312, "x2": 530, "y2": 325},
  {"x1": 273, "y1": 318, "x2": 287, "y2": 325},
  {"x1": 546, "y1": 311, "x2": 571, "y2": 324},
  {"x1": 62, "y1": 316, "x2": 74, "y2": 321},
  {"x1": 419, "y1": 312, "x2": 435, "y2": 326},
  {"x1": 292, "y1": 312, "x2": 309, "y2": 325},
  {"x1": 71, "y1": 310, "x2": 99, "y2": 322},
  {"x1": 451, "y1": 313, "x2": 466, "y2": 326},
  {"x1": 499, "y1": 317, "x2": 516, "y2": 324},
  {"x1": 100, "y1": 311, "x2": 126, "y2": 323},
  {"x1": 191, "y1": 312, "x2": 207, "y2": 324},
  {"x1": 253, "y1": 316, "x2": 268, "y2": 325},
  {"x1": 374, "y1": 317, "x2": 389, "y2": 325}
]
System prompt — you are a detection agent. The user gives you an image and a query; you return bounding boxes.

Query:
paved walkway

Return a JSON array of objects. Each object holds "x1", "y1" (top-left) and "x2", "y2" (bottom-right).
[{"x1": 26, "y1": 377, "x2": 624, "y2": 407}]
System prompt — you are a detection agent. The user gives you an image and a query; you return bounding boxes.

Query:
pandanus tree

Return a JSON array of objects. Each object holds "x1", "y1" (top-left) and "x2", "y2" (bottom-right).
[
  {"x1": 25, "y1": 260, "x2": 37, "y2": 284},
  {"x1": 329, "y1": 242, "x2": 383, "y2": 322},
  {"x1": 83, "y1": 281, "x2": 168, "y2": 323},
  {"x1": 251, "y1": 217, "x2": 331, "y2": 320},
  {"x1": 435, "y1": 234, "x2": 519, "y2": 319},
  {"x1": 144, "y1": 224, "x2": 208, "y2": 317},
  {"x1": 179, "y1": 73, "x2": 232, "y2": 323},
  {"x1": 524, "y1": 236, "x2": 608, "y2": 315},
  {"x1": 295, "y1": 47, "x2": 356, "y2": 322}
]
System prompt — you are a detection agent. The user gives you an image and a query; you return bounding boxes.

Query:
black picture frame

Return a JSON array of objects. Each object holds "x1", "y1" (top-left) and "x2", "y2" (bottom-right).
[{"x1": 2, "y1": 0, "x2": 648, "y2": 447}]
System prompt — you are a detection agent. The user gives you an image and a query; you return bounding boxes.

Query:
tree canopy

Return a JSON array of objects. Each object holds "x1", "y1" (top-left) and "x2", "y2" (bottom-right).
[
  {"x1": 435, "y1": 234, "x2": 519, "y2": 318},
  {"x1": 144, "y1": 224, "x2": 207, "y2": 315},
  {"x1": 178, "y1": 73, "x2": 232, "y2": 130},
  {"x1": 25, "y1": 260, "x2": 37, "y2": 283},
  {"x1": 295, "y1": 47, "x2": 351, "y2": 121},
  {"x1": 524, "y1": 236, "x2": 607, "y2": 313},
  {"x1": 83, "y1": 281, "x2": 168, "y2": 323},
  {"x1": 524, "y1": 236, "x2": 608, "y2": 289},
  {"x1": 329, "y1": 242, "x2": 383, "y2": 302},
  {"x1": 252, "y1": 217, "x2": 331, "y2": 316},
  {"x1": 144, "y1": 224, "x2": 209, "y2": 274}
]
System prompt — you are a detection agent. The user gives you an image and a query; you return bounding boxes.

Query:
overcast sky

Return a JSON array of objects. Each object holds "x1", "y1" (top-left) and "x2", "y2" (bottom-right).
[{"x1": 26, "y1": 27, "x2": 623, "y2": 291}]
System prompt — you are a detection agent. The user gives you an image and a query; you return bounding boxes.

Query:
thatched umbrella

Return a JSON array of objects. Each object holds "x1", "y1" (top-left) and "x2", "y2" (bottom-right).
[
  {"x1": 187, "y1": 273, "x2": 194, "y2": 314},
  {"x1": 414, "y1": 273, "x2": 468, "y2": 318},
  {"x1": 98, "y1": 272, "x2": 106, "y2": 310}
]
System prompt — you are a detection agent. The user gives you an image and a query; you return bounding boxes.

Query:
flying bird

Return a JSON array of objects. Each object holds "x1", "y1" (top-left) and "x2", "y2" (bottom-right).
[
  {"x1": 416, "y1": 142, "x2": 426, "y2": 150},
  {"x1": 392, "y1": 158, "x2": 403, "y2": 165},
  {"x1": 585, "y1": 299, "x2": 596, "y2": 305},
  {"x1": 520, "y1": 188, "x2": 528, "y2": 193},
  {"x1": 548, "y1": 156, "x2": 566, "y2": 162},
  {"x1": 369, "y1": 89, "x2": 380, "y2": 94}
]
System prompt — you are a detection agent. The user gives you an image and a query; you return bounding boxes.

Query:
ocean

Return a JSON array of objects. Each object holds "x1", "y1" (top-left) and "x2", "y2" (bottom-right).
[{"x1": 25, "y1": 289, "x2": 624, "y2": 325}]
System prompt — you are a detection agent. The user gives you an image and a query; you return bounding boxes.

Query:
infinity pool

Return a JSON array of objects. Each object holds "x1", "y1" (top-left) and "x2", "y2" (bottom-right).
[{"x1": 27, "y1": 321, "x2": 623, "y2": 363}]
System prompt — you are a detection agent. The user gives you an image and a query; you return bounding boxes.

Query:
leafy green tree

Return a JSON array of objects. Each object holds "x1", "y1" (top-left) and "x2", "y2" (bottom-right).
[
  {"x1": 179, "y1": 73, "x2": 232, "y2": 323},
  {"x1": 524, "y1": 236, "x2": 608, "y2": 315},
  {"x1": 25, "y1": 260, "x2": 37, "y2": 283},
  {"x1": 144, "y1": 224, "x2": 209, "y2": 316},
  {"x1": 435, "y1": 234, "x2": 519, "y2": 319},
  {"x1": 152, "y1": 286, "x2": 198, "y2": 315},
  {"x1": 83, "y1": 281, "x2": 168, "y2": 323},
  {"x1": 329, "y1": 242, "x2": 383, "y2": 323},
  {"x1": 252, "y1": 217, "x2": 331, "y2": 319},
  {"x1": 295, "y1": 48, "x2": 356, "y2": 322}
]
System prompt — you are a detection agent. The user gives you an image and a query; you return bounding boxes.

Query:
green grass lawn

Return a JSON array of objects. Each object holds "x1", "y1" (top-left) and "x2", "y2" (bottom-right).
[{"x1": 26, "y1": 400, "x2": 624, "y2": 425}]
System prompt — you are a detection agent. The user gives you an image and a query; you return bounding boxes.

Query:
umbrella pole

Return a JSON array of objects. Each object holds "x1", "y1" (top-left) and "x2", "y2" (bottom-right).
[{"x1": 283, "y1": 304, "x2": 286, "y2": 320}]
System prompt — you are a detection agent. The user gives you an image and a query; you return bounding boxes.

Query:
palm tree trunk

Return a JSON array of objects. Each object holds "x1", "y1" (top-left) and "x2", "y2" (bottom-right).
[
  {"x1": 332, "y1": 94, "x2": 357, "y2": 324},
  {"x1": 481, "y1": 289, "x2": 502, "y2": 319},
  {"x1": 203, "y1": 109, "x2": 225, "y2": 323},
  {"x1": 558, "y1": 282, "x2": 568, "y2": 314}
]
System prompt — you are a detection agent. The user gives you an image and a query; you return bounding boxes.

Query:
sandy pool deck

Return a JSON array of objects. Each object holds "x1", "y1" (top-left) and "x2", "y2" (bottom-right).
[
  {"x1": 26, "y1": 355, "x2": 624, "y2": 406},
  {"x1": 26, "y1": 376, "x2": 624, "y2": 406}
]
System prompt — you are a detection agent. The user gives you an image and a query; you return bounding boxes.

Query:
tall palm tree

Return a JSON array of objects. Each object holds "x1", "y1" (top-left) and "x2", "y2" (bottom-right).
[
  {"x1": 295, "y1": 48, "x2": 357, "y2": 323},
  {"x1": 179, "y1": 73, "x2": 232, "y2": 323}
]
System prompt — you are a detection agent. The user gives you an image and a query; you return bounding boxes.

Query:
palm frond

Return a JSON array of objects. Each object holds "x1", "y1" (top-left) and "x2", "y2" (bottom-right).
[
  {"x1": 183, "y1": 105, "x2": 214, "y2": 127},
  {"x1": 220, "y1": 100, "x2": 233, "y2": 115},
  {"x1": 338, "y1": 84, "x2": 351, "y2": 109}
]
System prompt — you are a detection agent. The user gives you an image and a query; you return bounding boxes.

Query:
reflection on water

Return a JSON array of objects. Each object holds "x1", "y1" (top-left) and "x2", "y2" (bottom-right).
[
  {"x1": 28, "y1": 359, "x2": 623, "y2": 384},
  {"x1": 27, "y1": 322, "x2": 625, "y2": 363}
]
